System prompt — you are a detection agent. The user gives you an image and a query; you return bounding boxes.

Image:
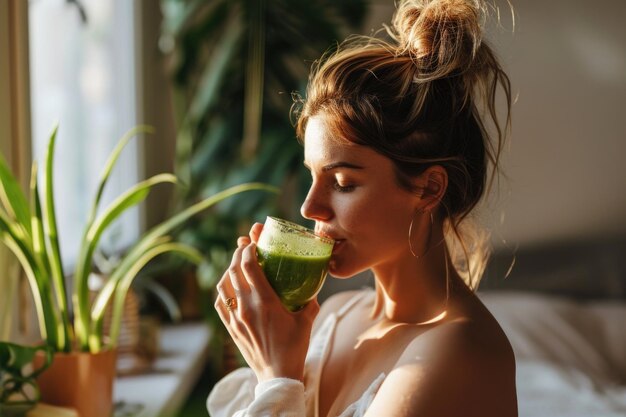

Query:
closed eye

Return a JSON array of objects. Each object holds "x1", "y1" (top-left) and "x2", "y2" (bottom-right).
[{"x1": 333, "y1": 182, "x2": 356, "y2": 193}]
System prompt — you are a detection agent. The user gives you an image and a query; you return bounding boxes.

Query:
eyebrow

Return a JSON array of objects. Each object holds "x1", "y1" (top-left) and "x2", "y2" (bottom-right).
[{"x1": 303, "y1": 161, "x2": 365, "y2": 172}]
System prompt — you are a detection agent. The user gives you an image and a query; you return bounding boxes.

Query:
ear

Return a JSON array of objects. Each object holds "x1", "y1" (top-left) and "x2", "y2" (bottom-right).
[{"x1": 415, "y1": 165, "x2": 448, "y2": 212}]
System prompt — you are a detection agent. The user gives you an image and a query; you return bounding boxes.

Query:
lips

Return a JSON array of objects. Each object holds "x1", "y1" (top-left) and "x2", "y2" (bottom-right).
[
  {"x1": 314, "y1": 225, "x2": 344, "y2": 252},
  {"x1": 331, "y1": 239, "x2": 345, "y2": 254},
  {"x1": 314, "y1": 226, "x2": 336, "y2": 240}
]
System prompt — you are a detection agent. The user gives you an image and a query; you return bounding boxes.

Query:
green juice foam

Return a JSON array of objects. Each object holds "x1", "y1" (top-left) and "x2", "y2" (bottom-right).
[{"x1": 256, "y1": 217, "x2": 334, "y2": 311}]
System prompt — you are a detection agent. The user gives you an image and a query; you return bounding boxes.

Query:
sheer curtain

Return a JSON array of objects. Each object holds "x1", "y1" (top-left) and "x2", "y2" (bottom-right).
[{"x1": 29, "y1": 0, "x2": 140, "y2": 268}]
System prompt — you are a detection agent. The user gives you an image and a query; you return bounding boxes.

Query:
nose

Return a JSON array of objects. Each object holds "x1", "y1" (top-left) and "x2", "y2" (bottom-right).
[{"x1": 300, "y1": 183, "x2": 332, "y2": 221}]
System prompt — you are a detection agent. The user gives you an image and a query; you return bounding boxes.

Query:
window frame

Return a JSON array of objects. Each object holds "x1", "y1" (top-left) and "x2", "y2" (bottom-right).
[{"x1": 0, "y1": 0, "x2": 35, "y2": 342}]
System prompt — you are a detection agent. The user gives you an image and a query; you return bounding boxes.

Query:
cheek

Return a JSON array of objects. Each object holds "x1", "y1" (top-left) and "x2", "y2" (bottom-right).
[
  {"x1": 360, "y1": 215, "x2": 408, "y2": 259},
  {"x1": 348, "y1": 193, "x2": 410, "y2": 238},
  {"x1": 333, "y1": 193, "x2": 412, "y2": 268}
]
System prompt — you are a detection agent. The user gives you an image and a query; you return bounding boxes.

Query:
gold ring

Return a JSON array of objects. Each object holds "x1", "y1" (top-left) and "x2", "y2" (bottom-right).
[{"x1": 225, "y1": 297, "x2": 237, "y2": 311}]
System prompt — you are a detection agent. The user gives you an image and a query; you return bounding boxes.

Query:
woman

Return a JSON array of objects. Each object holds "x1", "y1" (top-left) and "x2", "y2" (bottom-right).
[{"x1": 208, "y1": 0, "x2": 517, "y2": 415}]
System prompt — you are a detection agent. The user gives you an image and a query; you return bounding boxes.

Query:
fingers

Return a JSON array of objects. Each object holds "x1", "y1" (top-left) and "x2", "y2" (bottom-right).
[
  {"x1": 214, "y1": 290, "x2": 252, "y2": 355},
  {"x1": 240, "y1": 242, "x2": 277, "y2": 302},
  {"x1": 298, "y1": 298, "x2": 321, "y2": 323},
  {"x1": 216, "y1": 269, "x2": 237, "y2": 308},
  {"x1": 215, "y1": 240, "x2": 260, "y2": 315},
  {"x1": 237, "y1": 236, "x2": 251, "y2": 247},
  {"x1": 249, "y1": 223, "x2": 263, "y2": 243},
  {"x1": 228, "y1": 245, "x2": 251, "y2": 297},
  {"x1": 214, "y1": 294, "x2": 230, "y2": 322},
  {"x1": 236, "y1": 223, "x2": 262, "y2": 248}
]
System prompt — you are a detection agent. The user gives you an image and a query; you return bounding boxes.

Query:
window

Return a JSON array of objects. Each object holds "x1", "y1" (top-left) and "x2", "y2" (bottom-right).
[{"x1": 29, "y1": 0, "x2": 140, "y2": 268}]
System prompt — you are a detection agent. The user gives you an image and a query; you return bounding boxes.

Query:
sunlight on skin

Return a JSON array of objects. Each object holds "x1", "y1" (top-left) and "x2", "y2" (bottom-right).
[{"x1": 354, "y1": 310, "x2": 448, "y2": 350}]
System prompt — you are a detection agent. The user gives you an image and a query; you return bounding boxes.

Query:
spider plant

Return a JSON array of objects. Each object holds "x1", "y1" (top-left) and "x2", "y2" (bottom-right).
[{"x1": 0, "y1": 124, "x2": 277, "y2": 353}]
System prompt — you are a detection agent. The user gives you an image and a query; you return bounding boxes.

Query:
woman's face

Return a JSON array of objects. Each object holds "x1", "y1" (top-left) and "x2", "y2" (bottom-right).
[{"x1": 301, "y1": 115, "x2": 420, "y2": 278}]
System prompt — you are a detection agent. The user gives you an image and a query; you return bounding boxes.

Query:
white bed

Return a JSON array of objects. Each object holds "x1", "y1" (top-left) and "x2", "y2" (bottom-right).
[
  {"x1": 480, "y1": 291, "x2": 626, "y2": 417},
  {"x1": 477, "y1": 237, "x2": 626, "y2": 417}
]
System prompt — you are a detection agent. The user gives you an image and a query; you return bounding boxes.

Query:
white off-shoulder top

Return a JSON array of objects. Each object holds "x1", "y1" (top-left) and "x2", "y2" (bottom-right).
[{"x1": 207, "y1": 290, "x2": 385, "y2": 417}]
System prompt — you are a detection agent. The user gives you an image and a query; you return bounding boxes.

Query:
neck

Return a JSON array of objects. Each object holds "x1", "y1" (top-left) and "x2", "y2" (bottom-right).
[{"x1": 370, "y1": 223, "x2": 456, "y2": 325}]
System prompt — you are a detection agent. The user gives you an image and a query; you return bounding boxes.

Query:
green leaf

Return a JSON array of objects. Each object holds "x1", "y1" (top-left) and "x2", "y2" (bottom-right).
[
  {"x1": 0, "y1": 342, "x2": 52, "y2": 376},
  {"x1": 89, "y1": 235, "x2": 171, "y2": 339},
  {"x1": 88, "y1": 183, "x2": 277, "y2": 349},
  {"x1": 88, "y1": 125, "x2": 155, "y2": 224},
  {"x1": 40, "y1": 124, "x2": 68, "y2": 351},
  {"x1": 135, "y1": 279, "x2": 182, "y2": 322},
  {"x1": 29, "y1": 163, "x2": 45, "y2": 261},
  {"x1": 139, "y1": 183, "x2": 278, "y2": 250},
  {"x1": 0, "y1": 342, "x2": 53, "y2": 404},
  {"x1": 88, "y1": 173, "x2": 177, "y2": 245},
  {"x1": 0, "y1": 152, "x2": 32, "y2": 237},
  {"x1": 73, "y1": 173, "x2": 177, "y2": 350},
  {"x1": 0, "y1": 213, "x2": 58, "y2": 347},
  {"x1": 106, "y1": 242, "x2": 203, "y2": 348}
]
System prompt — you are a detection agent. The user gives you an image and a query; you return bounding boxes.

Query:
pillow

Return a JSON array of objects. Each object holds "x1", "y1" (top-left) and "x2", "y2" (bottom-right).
[{"x1": 478, "y1": 291, "x2": 624, "y2": 384}]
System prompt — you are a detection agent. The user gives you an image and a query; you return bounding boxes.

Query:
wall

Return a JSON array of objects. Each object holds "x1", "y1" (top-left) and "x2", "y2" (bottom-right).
[
  {"x1": 135, "y1": 2, "x2": 178, "y2": 229},
  {"x1": 366, "y1": 0, "x2": 626, "y2": 249}
]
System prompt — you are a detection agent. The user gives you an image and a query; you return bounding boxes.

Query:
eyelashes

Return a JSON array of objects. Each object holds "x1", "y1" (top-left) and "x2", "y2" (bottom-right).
[
  {"x1": 307, "y1": 174, "x2": 357, "y2": 193},
  {"x1": 333, "y1": 182, "x2": 356, "y2": 193}
]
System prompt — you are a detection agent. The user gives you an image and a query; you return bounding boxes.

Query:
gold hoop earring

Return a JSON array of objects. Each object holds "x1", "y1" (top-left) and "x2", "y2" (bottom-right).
[{"x1": 408, "y1": 209, "x2": 434, "y2": 259}]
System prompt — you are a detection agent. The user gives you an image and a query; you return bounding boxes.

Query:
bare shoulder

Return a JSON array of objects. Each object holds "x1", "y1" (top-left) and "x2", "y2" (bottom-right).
[
  {"x1": 312, "y1": 289, "x2": 372, "y2": 334},
  {"x1": 418, "y1": 311, "x2": 516, "y2": 367},
  {"x1": 365, "y1": 314, "x2": 518, "y2": 417}
]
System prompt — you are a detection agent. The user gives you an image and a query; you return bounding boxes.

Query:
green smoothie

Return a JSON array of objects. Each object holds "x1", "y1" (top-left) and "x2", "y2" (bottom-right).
[
  {"x1": 256, "y1": 217, "x2": 334, "y2": 311},
  {"x1": 257, "y1": 247, "x2": 331, "y2": 311}
]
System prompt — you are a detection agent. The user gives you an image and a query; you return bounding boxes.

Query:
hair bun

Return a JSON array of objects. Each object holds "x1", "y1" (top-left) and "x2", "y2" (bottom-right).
[{"x1": 391, "y1": 0, "x2": 486, "y2": 78}]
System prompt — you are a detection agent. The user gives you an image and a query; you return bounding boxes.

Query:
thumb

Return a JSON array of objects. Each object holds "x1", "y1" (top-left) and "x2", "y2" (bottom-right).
[{"x1": 299, "y1": 298, "x2": 320, "y2": 322}]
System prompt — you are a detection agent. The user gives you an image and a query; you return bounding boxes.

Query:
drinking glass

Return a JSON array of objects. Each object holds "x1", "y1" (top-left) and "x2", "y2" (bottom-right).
[{"x1": 256, "y1": 216, "x2": 334, "y2": 311}]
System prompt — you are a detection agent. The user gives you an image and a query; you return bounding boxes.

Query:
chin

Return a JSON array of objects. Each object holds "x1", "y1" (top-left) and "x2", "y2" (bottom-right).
[{"x1": 328, "y1": 261, "x2": 368, "y2": 279}]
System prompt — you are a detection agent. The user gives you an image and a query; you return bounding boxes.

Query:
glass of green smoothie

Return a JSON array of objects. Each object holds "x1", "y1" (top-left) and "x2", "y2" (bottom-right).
[{"x1": 256, "y1": 216, "x2": 335, "y2": 311}]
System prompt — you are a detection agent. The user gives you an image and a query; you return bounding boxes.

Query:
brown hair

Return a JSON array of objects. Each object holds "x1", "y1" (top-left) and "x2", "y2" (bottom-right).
[{"x1": 293, "y1": 0, "x2": 512, "y2": 289}]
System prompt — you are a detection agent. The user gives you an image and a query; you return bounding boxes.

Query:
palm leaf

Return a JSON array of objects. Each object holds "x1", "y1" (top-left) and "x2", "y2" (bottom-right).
[{"x1": 188, "y1": 5, "x2": 244, "y2": 123}]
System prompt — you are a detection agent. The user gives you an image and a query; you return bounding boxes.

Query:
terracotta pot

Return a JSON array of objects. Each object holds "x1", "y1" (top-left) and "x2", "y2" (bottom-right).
[{"x1": 34, "y1": 349, "x2": 117, "y2": 417}]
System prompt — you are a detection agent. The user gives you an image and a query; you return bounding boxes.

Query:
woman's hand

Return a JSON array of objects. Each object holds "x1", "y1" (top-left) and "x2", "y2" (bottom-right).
[{"x1": 214, "y1": 223, "x2": 320, "y2": 382}]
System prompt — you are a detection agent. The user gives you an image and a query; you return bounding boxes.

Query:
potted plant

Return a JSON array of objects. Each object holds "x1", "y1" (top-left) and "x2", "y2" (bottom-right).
[
  {"x1": 0, "y1": 342, "x2": 53, "y2": 417},
  {"x1": 0, "y1": 124, "x2": 276, "y2": 417},
  {"x1": 158, "y1": 0, "x2": 368, "y2": 372}
]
